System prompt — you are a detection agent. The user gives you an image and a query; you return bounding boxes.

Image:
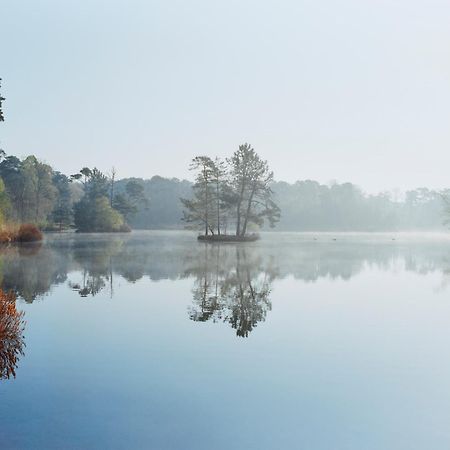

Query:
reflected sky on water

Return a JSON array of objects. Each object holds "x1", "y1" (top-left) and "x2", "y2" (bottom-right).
[{"x1": 1, "y1": 231, "x2": 450, "y2": 449}]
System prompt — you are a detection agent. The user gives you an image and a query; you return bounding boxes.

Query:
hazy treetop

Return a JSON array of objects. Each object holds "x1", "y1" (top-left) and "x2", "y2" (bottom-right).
[{"x1": 1, "y1": 0, "x2": 450, "y2": 193}]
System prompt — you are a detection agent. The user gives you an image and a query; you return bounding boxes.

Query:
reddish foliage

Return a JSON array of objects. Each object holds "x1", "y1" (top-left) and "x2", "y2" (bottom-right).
[
  {"x1": 0, "y1": 289, "x2": 25, "y2": 379},
  {"x1": 0, "y1": 230, "x2": 13, "y2": 243},
  {"x1": 17, "y1": 224, "x2": 43, "y2": 242}
]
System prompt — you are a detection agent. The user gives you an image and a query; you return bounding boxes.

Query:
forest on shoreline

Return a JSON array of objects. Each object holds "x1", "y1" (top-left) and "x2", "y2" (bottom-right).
[{"x1": 0, "y1": 150, "x2": 446, "y2": 233}]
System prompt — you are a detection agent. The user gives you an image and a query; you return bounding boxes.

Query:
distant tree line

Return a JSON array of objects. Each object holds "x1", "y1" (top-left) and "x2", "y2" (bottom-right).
[
  {"x1": 273, "y1": 181, "x2": 449, "y2": 231},
  {"x1": 124, "y1": 178, "x2": 449, "y2": 232},
  {"x1": 0, "y1": 150, "x2": 447, "y2": 232}
]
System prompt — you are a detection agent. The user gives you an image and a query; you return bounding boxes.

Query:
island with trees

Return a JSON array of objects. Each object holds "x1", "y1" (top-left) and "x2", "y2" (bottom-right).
[{"x1": 181, "y1": 144, "x2": 280, "y2": 241}]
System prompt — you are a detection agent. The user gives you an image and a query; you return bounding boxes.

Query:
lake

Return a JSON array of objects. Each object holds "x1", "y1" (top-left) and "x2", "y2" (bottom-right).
[{"x1": 1, "y1": 231, "x2": 450, "y2": 449}]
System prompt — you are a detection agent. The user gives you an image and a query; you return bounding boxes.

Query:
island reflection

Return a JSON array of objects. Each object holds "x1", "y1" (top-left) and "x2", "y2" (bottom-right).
[{"x1": 186, "y1": 245, "x2": 275, "y2": 337}]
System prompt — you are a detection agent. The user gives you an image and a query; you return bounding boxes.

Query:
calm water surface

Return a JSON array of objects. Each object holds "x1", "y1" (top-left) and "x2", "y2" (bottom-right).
[{"x1": 1, "y1": 231, "x2": 450, "y2": 449}]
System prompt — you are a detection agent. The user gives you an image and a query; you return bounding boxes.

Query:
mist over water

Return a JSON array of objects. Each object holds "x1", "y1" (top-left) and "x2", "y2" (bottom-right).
[
  {"x1": 4, "y1": 231, "x2": 450, "y2": 304},
  {"x1": 2, "y1": 231, "x2": 450, "y2": 449}
]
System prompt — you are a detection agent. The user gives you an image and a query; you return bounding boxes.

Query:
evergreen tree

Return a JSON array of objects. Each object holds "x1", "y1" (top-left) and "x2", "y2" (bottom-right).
[
  {"x1": 51, "y1": 172, "x2": 73, "y2": 230},
  {"x1": 0, "y1": 178, "x2": 11, "y2": 223},
  {"x1": 181, "y1": 156, "x2": 217, "y2": 235},
  {"x1": 0, "y1": 154, "x2": 26, "y2": 221},
  {"x1": 228, "y1": 144, "x2": 280, "y2": 236},
  {"x1": 0, "y1": 153, "x2": 57, "y2": 224},
  {"x1": 22, "y1": 156, "x2": 57, "y2": 224},
  {"x1": 72, "y1": 167, "x2": 127, "y2": 232},
  {"x1": 211, "y1": 157, "x2": 229, "y2": 235}
]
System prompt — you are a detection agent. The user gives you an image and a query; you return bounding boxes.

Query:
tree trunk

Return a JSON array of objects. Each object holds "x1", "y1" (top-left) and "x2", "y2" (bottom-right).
[
  {"x1": 236, "y1": 184, "x2": 246, "y2": 236},
  {"x1": 236, "y1": 204, "x2": 241, "y2": 236},
  {"x1": 35, "y1": 184, "x2": 40, "y2": 223},
  {"x1": 216, "y1": 182, "x2": 220, "y2": 235},
  {"x1": 19, "y1": 184, "x2": 26, "y2": 223},
  {"x1": 204, "y1": 168, "x2": 209, "y2": 235},
  {"x1": 205, "y1": 200, "x2": 208, "y2": 236},
  {"x1": 110, "y1": 169, "x2": 115, "y2": 207},
  {"x1": 241, "y1": 186, "x2": 256, "y2": 236}
]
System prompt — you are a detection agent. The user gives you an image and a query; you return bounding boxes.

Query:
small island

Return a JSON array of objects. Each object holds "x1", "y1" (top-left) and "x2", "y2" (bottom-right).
[
  {"x1": 197, "y1": 233, "x2": 260, "y2": 242},
  {"x1": 181, "y1": 143, "x2": 280, "y2": 241}
]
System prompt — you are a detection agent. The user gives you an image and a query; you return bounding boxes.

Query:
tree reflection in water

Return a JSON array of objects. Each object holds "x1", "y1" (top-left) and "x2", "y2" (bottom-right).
[
  {"x1": 187, "y1": 245, "x2": 275, "y2": 337},
  {"x1": 68, "y1": 240, "x2": 122, "y2": 297},
  {"x1": 0, "y1": 289, "x2": 25, "y2": 379},
  {"x1": 3, "y1": 233, "x2": 450, "y2": 343},
  {"x1": 3, "y1": 233, "x2": 450, "y2": 378}
]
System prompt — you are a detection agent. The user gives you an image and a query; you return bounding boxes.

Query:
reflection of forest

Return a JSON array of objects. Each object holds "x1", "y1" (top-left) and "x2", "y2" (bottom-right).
[
  {"x1": 1, "y1": 234, "x2": 449, "y2": 376},
  {"x1": 186, "y1": 246, "x2": 276, "y2": 337},
  {"x1": 1, "y1": 233, "x2": 450, "y2": 305},
  {"x1": 0, "y1": 233, "x2": 450, "y2": 352}
]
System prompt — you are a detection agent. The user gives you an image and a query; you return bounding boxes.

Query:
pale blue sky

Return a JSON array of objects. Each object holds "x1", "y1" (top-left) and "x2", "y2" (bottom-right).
[{"x1": 1, "y1": 0, "x2": 450, "y2": 192}]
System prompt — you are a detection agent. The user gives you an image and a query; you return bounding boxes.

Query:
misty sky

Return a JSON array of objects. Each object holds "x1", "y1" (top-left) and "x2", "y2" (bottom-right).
[{"x1": 1, "y1": 0, "x2": 450, "y2": 193}]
